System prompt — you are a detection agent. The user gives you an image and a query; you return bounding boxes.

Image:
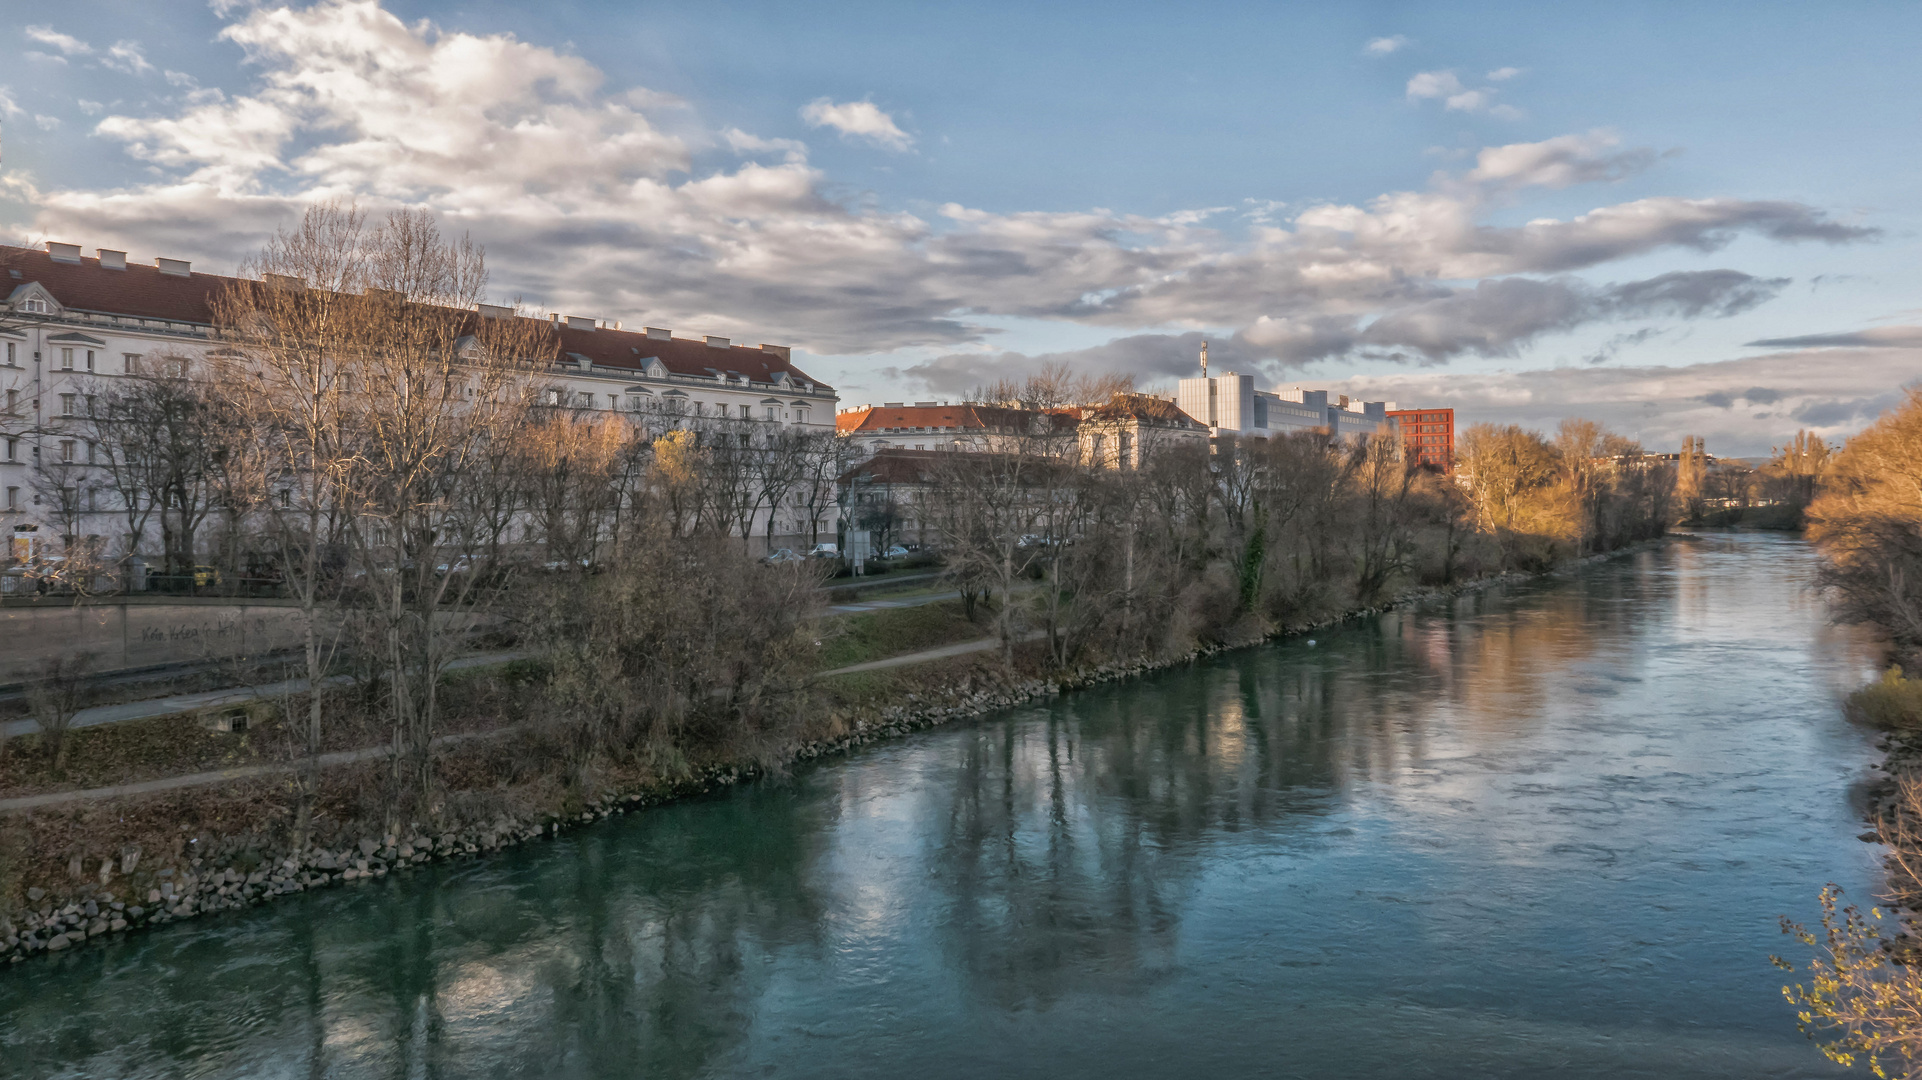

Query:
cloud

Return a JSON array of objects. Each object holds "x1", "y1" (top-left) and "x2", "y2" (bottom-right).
[
  {"x1": 102, "y1": 41, "x2": 156, "y2": 75},
  {"x1": 1337, "y1": 347, "x2": 1922, "y2": 456},
  {"x1": 1464, "y1": 129, "x2": 1656, "y2": 190},
  {"x1": 1363, "y1": 36, "x2": 1410, "y2": 56},
  {"x1": 77, "y1": 99, "x2": 104, "y2": 115},
  {"x1": 25, "y1": 25, "x2": 92, "y2": 56},
  {"x1": 1407, "y1": 68, "x2": 1518, "y2": 116},
  {"x1": 0, "y1": 90, "x2": 22, "y2": 119},
  {"x1": 34, "y1": 115, "x2": 62, "y2": 131},
  {"x1": 1486, "y1": 67, "x2": 1522, "y2": 81},
  {"x1": 799, "y1": 98, "x2": 913, "y2": 151},
  {"x1": 722, "y1": 127, "x2": 807, "y2": 163},
  {"x1": 25, "y1": 0, "x2": 1878, "y2": 362},
  {"x1": 1745, "y1": 325, "x2": 1922, "y2": 349}
]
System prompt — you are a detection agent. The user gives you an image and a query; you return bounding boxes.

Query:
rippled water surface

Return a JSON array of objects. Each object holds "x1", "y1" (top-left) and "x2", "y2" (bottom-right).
[{"x1": 0, "y1": 533, "x2": 1890, "y2": 1079}]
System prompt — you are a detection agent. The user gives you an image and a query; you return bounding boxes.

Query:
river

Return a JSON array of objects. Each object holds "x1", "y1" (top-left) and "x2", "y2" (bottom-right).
[{"x1": 0, "y1": 533, "x2": 1888, "y2": 1078}]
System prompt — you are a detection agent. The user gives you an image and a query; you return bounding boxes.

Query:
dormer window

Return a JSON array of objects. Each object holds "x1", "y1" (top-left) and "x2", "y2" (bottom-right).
[{"x1": 18, "y1": 298, "x2": 46, "y2": 314}]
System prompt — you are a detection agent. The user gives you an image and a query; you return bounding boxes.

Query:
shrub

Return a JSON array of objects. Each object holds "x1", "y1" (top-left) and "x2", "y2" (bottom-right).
[{"x1": 1846, "y1": 665, "x2": 1922, "y2": 729}]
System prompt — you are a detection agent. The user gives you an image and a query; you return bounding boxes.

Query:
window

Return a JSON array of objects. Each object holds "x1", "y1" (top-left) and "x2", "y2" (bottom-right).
[
  {"x1": 278, "y1": 489, "x2": 292, "y2": 508},
  {"x1": 765, "y1": 406, "x2": 777, "y2": 421},
  {"x1": 18, "y1": 298, "x2": 46, "y2": 314},
  {"x1": 124, "y1": 353, "x2": 142, "y2": 373},
  {"x1": 5, "y1": 389, "x2": 15, "y2": 412},
  {"x1": 2, "y1": 437, "x2": 13, "y2": 460},
  {"x1": 86, "y1": 350, "x2": 95, "y2": 372},
  {"x1": 60, "y1": 440, "x2": 75, "y2": 462},
  {"x1": 794, "y1": 408, "x2": 809, "y2": 425},
  {"x1": 85, "y1": 395, "x2": 96, "y2": 417},
  {"x1": 543, "y1": 388, "x2": 561, "y2": 406},
  {"x1": 4, "y1": 342, "x2": 13, "y2": 365},
  {"x1": 61, "y1": 393, "x2": 76, "y2": 416},
  {"x1": 87, "y1": 488, "x2": 98, "y2": 512},
  {"x1": 61, "y1": 348, "x2": 74, "y2": 370},
  {"x1": 609, "y1": 394, "x2": 619, "y2": 410},
  {"x1": 3, "y1": 487, "x2": 14, "y2": 511},
  {"x1": 86, "y1": 442, "x2": 97, "y2": 464}
]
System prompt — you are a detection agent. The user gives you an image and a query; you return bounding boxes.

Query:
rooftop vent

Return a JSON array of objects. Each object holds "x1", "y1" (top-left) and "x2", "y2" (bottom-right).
[
  {"x1": 47, "y1": 242, "x2": 82, "y2": 264},
  {"x1": 476, "y1": 302, "x2": 512, "y2": 319},
  {"x1": 156, "y1": 258, "x2": 191, "y2": 277},
  {"x1": 566, "y1": 315, "x2": 594, "y2": 331},
  {"x1": 705, "y1": 335, "x2": 730, "y2": 349},
  {"x1": 600, "y1": 319, "x2": 622, "y2": 331},
  {"x1": 97, "y1": 249, "x2": 126, "y2": 271},
  {"x1": 915, "y1": 401, "x2": 936, "y2": 407},
  {"x1": 884, "y1": 402, "x2": 905, "y2": 408},
  {"x1": 760, "y1": 344, "x2": 791, "y2": 361},
  {"x1": 645, "y1": 327, "x2": 671, "y2": 340}
]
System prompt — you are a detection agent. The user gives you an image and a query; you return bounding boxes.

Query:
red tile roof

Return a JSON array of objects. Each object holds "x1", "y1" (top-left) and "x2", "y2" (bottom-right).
[
  {"x1": 2, "y1": 244, "x2": 829, "y2": 390},
  {"x1": 4, "y1": 246, "x2": 224, "y2": 324},
  {"x1": 836, "y1": 403, "x2": 1072, "y2": 434}
]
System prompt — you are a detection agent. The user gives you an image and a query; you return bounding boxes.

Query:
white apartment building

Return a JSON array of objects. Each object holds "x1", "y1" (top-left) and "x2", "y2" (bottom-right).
[
  {"x1": 0, "y1": 241, "x2": 841, "y2": 561},
  {"x1": 1176, "y1": 371, "x2": 1392, "y2": 442}
]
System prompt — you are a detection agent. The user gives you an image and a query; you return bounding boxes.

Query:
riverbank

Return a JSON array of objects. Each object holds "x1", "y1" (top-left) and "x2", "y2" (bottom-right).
[{"x1": 0, "y1": 540, "x2": 1662, "y2": 967}]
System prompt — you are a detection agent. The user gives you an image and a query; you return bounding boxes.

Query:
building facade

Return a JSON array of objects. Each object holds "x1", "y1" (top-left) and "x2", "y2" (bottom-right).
[
  {"x1": 0, "y1": 241, "x2": 840, "y2": 561},
  {"x1": 1175, "y1": 372, "x2": 1393, "y2": 442},
  {"x1": 1386, "y1": 407, "x2": 1455, "y2": 472}
]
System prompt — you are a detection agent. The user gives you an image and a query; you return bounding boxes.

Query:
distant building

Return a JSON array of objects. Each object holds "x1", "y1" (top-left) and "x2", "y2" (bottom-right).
[
  {"x1": 1387, "y1": 407, "x2": 1455, "y2": 472},
  {"x1": 1175, "y1": 372, "x2": 1392, "y2": 442},
  {"x1": 1068, "y1": 393, "x2": 1208, "y2": 468}
]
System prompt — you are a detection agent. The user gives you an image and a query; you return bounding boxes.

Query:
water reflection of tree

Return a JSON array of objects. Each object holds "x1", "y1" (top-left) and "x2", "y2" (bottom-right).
[
  {"x1": 919, "y1": 568, "x2": 1636, "y2": 1012},
  {"x1": 0, "y1": 789, "x2": 834, "y2": 1080}
]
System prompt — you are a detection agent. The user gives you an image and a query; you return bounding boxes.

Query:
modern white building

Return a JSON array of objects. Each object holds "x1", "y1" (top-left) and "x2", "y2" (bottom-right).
[
  {"x1": 1176, "y1": 371, "x2": 1392, "y2": 442},
  {"x1": 0, "y1": 240, "x2": 841, "y2": 560}
]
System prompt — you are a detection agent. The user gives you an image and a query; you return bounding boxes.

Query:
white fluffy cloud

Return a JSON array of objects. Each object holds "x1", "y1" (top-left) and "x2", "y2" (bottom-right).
[
  {"x1": 17, "y1": 0, "x2": 1875, "y2": 366},
  {"x1": 1407, "y1": 69, "x2": 1520, "y2": 118},
  {"x1": 1363, "y1": 35, "x2": 1410, "y2": 56},
  {"x1": 24, "y1": 25, "x2": 92, "y2": 57},
  {"x1": 102, "y1": 41, "x2": 156, "y2": 76},
  {"x1": 799, "y1": 98, "x2": 913, "y2": 151}
]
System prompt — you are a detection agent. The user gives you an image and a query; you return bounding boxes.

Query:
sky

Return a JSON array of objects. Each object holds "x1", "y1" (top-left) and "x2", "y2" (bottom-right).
[{"x1": 3, "y1": 0, "x2": 1919, "y2": 456}]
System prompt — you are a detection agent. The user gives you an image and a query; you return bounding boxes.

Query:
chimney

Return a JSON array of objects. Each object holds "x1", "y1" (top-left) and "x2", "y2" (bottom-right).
[
  {"x1": 47, "y1": 242, "x2": 81, "y2": 264},
  {"x1": 566, "y1": 315, "x2": 595, "y2": 331},
  {"x1": 97, "y1": 249, "x2": 127, "y2": 271},
  {"x1": 267, "y1": 273, "x2": 306, "y2": 291},
  {"x1": 705, "y1": 335, "x2": 731, "y2": 349},
  {"x1": 476, "y1": 302, "x2": 512, "y2": 319},
  {"x1": 645, "y1": 327, "x2": 672, "y2": 340},
  {"x1": 156, "y1": 257, "x2": 191, "y2": 277},
  {"x1": 760, "y1": 344, "x2": 791, "y2": 361}
]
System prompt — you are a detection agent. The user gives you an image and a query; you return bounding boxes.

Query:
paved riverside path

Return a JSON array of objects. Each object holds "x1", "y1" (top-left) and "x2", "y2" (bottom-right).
[{"x1": 0, "y1": 627, "x2": 1041, "y2": 812}]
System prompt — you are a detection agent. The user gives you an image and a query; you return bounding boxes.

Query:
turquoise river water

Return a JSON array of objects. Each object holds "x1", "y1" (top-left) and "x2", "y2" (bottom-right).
[{"x1": 0, "y1": 532, "x2": 1891, "y2": 1078}]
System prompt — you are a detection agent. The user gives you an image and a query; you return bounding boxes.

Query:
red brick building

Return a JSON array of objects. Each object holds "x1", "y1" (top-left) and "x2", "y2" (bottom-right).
[{"x1": 1387, "y1": 407, "x2": 1455, "y2": 471}]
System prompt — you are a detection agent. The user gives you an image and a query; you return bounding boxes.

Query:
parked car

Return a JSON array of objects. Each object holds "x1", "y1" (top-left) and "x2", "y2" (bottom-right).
[
  {"x1": 880, "y1": 545, "x2": 910, "y2": 558},
  {"x1": 807, "y1": 543, "x2": 840, "y2": 560},
  {"x1": 192, "y1": 564, "x2": 223, "y2": 586},
  {"x1": 762, "y1": 548, "x2": 804, "y2": 564}
]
